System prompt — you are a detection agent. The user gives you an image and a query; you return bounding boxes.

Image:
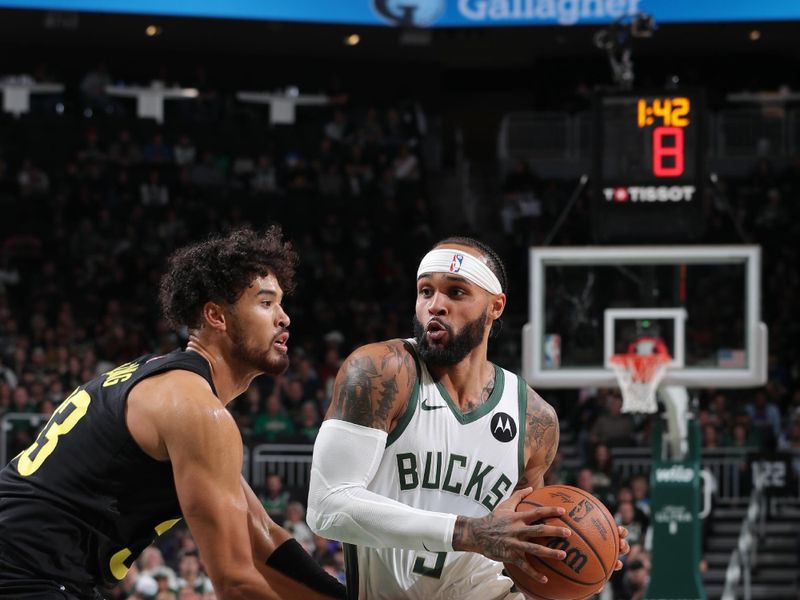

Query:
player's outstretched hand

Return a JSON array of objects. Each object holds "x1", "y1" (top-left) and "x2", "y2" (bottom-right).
[
  {"x1": 452, "y1": 487, "x2": 572, "y2": 584},
  {"x1": 614, "y1": 525, "x2": 631, "y2": 571}
]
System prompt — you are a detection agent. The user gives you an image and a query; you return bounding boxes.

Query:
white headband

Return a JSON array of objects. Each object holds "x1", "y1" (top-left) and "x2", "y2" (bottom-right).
[{"x1": 417, "y1": 248, "x2": 503, "y2": 295}]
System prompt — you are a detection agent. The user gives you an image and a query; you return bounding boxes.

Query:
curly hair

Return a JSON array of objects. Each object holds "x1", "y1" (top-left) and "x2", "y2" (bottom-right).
[{"x1": 159, "y1": 226, "x2": 298, "y2": 330}]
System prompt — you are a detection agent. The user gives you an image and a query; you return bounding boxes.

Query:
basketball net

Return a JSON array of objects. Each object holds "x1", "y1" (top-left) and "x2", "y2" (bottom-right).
[{"x1": 609, "y1": 337, "x2": 671, "y2": 414}]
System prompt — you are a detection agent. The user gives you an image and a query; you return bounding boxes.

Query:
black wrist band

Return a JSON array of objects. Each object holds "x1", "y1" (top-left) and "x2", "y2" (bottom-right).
[{"x1": 265, "y1": 538, "x2": 347, "y2": 599}]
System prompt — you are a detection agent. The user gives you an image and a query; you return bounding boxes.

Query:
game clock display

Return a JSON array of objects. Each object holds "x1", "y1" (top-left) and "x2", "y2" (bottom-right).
[
  {"x1": 592, "y1": 90, "x2": 706, "y2": 241},
  {"x1": 637, "y1": 97, "x2": 691, "y2": 177}
]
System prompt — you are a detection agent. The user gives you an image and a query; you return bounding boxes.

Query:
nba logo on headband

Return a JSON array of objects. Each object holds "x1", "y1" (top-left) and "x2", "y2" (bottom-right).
[
  {"x1": 449, "y1": 254, "x2": 463, "y2": 273},
  {"x1": 418, "y1": 248, "x2": 502, "y2": 295}
]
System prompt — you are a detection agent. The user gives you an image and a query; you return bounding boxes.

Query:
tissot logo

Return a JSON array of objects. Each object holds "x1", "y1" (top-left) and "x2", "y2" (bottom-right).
[
  {"x1": 373, "y1": 0, "x2": 446, "y2": 27},
  {"x1": 490, "y1": 412, "x2": 516, "y2": 443},
  {"x1": 603, "y1": 185, "x2": 696, "y2": 203}
]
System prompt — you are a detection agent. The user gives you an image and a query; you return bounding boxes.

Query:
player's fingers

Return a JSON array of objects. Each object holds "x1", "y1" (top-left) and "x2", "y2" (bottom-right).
[
  {"x1": 513, "y1": 557, "x2": 549, "y2": 584},
  {"x1": 614, "y1": 559, "x2": 624, "y2": 571},
  {"x1": 519, "y1": 540, "x2": 568, "y2": 561},
  {"x1": 516, "y1": 505, "x2": 565, "y2": 522},
  {"x1": 520, "y1": 524, "x2": 571, "y2": 539},
  {"x1": 507, "y1": 487, "x2": 534, "y2": 507},
  {"x1": 619, "y1": 538, "x2": 631, "y2": 556},
  {"x1": 618, "y1": 525, "x2": 629, "y2": 540},
  {"x1": 515, "y1": 542, "x2": 567, "y2": 560}
]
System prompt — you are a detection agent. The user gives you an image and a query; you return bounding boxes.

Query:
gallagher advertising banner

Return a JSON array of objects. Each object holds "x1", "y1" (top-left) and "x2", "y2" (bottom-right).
[{"x1": 1, "y1": 0, "x2": 799, "y2": 27}]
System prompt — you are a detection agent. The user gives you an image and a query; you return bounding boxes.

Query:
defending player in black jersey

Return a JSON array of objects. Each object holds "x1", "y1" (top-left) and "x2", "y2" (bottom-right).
[{"x1": 0, "y1": 227, "x2": 346, "y2": 600}]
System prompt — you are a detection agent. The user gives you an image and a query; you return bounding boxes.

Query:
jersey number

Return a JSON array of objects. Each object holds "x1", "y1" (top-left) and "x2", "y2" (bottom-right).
[
  {"x1": 412, "y1": 551, "x2": 447, "y2": 579},
  {"x1": 109, "y1": 518, "x2": 181, "y2": 580},
  {"x1": 17, "y1": 388, "x2": 91, "y2": 476}
]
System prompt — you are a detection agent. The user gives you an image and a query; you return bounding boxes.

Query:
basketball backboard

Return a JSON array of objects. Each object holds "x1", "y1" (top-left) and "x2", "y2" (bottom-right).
[{"x1": 522, "y1": 245, "x2": 767, "y2": 389}]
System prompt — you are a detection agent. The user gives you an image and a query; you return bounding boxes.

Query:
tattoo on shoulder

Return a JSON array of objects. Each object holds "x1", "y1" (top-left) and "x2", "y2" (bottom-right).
[
  {"x1": 479, "y1": 368, "x2": 496, "y2": 404},
  {"x1": 525, "y1": 387, "x2": 560, "y2": 468},
  {"x1": 461, "y1": 368, "x2": 496, "y2": 414},
  {"x1": 329, "y1": 343, "x2": 416, "y2": 429}
]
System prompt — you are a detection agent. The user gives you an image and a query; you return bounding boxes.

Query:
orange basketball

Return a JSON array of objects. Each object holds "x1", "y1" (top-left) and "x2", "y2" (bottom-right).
[{"x1": 504, "y1": 485, "x2": 620, "y2": 600}]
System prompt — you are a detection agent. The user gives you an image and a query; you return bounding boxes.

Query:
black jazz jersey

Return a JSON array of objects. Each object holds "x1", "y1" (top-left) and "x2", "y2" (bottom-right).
[{"x1": 0, "y1": 349, "x2": 217, "y2": 598}]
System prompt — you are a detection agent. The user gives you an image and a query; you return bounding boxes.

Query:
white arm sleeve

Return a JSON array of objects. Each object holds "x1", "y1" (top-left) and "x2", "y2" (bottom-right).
[{"x1": 306, "y1": 419, "x2": 457, "y2": 552}]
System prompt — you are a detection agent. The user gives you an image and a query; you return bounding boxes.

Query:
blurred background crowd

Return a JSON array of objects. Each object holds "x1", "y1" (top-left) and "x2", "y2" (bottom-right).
[{"x1": 0, "y1": 51, "x2": 798, "y2": 599}]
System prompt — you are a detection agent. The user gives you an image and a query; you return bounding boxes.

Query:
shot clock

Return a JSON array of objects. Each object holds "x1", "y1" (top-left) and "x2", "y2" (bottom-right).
[{"x1": 592, "y1": 90, "x2": 706, "y2": 241}]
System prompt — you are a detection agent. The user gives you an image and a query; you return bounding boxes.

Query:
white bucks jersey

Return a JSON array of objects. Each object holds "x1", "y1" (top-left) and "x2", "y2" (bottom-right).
[{"x1": 344, "y1": 340, "x2": 527, "y2": 600}]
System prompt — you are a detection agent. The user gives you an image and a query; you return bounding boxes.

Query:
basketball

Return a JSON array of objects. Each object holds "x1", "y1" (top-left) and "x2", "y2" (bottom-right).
[{"x1": 505, "y1": 485, "x2": 620, "y2": 600}]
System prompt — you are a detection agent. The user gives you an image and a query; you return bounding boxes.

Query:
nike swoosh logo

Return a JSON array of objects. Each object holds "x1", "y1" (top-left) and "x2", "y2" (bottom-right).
[{"x1": 421, "y1": 399, "x2": 447, "y2": 411}]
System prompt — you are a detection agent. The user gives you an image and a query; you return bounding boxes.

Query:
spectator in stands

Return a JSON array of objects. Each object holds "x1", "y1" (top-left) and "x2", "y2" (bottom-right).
[
  {"x1": 175, "y1": 549, "x2": 213, "y2": 596},
  {"x1": 153, "y1": 570, "x2": 177, "y2": 599},
  {"x1": 614, "y1": 485, "x2": 635, "y2": 514},
  {"x1": 259, "y1": 473, "x2": 291, "y2": 523},
  {"x1": 317, "y1": 346, "x2": 342, "y2": 404},
  {"x1": 392, "y1": 144, "x2": 419, "y2": 182},
  {"x1": 143, "y1": 133, "x2": 174, "y2": 165},
  {"x1": 140, "y1": 170, "x2": 170, "y2": 207},
  {"x1": 108, "y1": 130, "x2": 142, "y2": 166},
  {"x1": 588, "y1": 442, "x2": 616, "y2": 506},
  {"x1": 290, "y1": 351, "x2": 320, "y2": 400},
  {"x1": 311, "y1": 535, "x2": 335, "y2": 565},
  {"x1": 173, "y1": 134, "x2": 197, "y2": 166},
  {"x1": 575, "y1": 466, "x2": 597, "y2": 497},
  {"x1": 253, "y1": 393, "x2": 295, "y2": 442},
  {"x1": 630, "y1": 474, "x2": 651, "y2": 517},
  {"x1": 699, "y1": 392, "x2": 737, "y2": 431},
  {"x1": 745, "y1": 388, "x2": 782, "y2": 447},
  {"x1": 233, "y1": 385, "x2": 263, "y2": 435},
  {"x1": 295, "y1": 400, "x2": 321, "y2": 443},
  {"x1": 283, "y1": 501, "x2": 315, "y2": 554},
  {"x1": 615, "y1": 501, "x2": 648, "y2": 549},
  {"x1": 250, "y1": 155, "x2": 279, "y2": 195},
  {"x1": 17, "y1": 159, "x2": 50, "y2": 197},
  {"x1": 0, "y1": 356, "x2": 17, "y2": 389},
  {"x1": 724, "y1": 422, "x2": 756, "y2": 450},
  {"x1": 324, "y1": 110, "x2": 350, "y2": 143},
  {"x1": 282, "y1": 377, "x2": 307, "y2": 422},
  {"x1": 77, "y1": 128, "x2": 107, "y2": 164},
  {"x1": 189, "y1": 151, "x2": 226, "y2": 187},
  {"x1": 702, "y1": 423, "x2": 722, "y2": 448},
  {"x1": 590, "y1": 392, "x2": 635, "y2": 448},
  {"x1": 619, "y1": 558, "x2": 649, "y2": 600},
  {"x1": 543, "y1": 450, "x2": 569, "y2": 486}
]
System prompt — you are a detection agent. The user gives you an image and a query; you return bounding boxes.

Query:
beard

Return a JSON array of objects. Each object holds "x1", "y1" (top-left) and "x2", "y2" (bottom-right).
[
  {"x1": 228, "y1": 317, "x2": 289, "y2": 376},
  {"x1": 413, "y1": 313, "x2": 487, "y2": 368}
]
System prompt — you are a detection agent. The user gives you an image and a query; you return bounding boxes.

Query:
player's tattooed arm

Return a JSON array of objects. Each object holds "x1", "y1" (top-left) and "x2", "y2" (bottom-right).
[
  {"x1": 514, "y1": 386, "x2": 560, "y2": 491},
  {"x1": 326, "y1": 340, "x2": 417, "y2": 431}
]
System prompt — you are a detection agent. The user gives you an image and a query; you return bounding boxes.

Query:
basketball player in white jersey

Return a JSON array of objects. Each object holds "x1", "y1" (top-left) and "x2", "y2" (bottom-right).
[{"x1": 307, "y1": 237, "x2": 629, "y2": 599}]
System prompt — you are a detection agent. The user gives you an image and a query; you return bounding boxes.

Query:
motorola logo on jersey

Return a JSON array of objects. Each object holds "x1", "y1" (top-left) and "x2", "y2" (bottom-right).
[
  {"x1": 490, "y1": 412, "x2": 516, "y2": 443},
  {"x1": 603, "y1": 185, "x2": 696, "y2": 203},
  {"x1": 373, "y1": 0, "x2": 446, "y2": 27}
]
